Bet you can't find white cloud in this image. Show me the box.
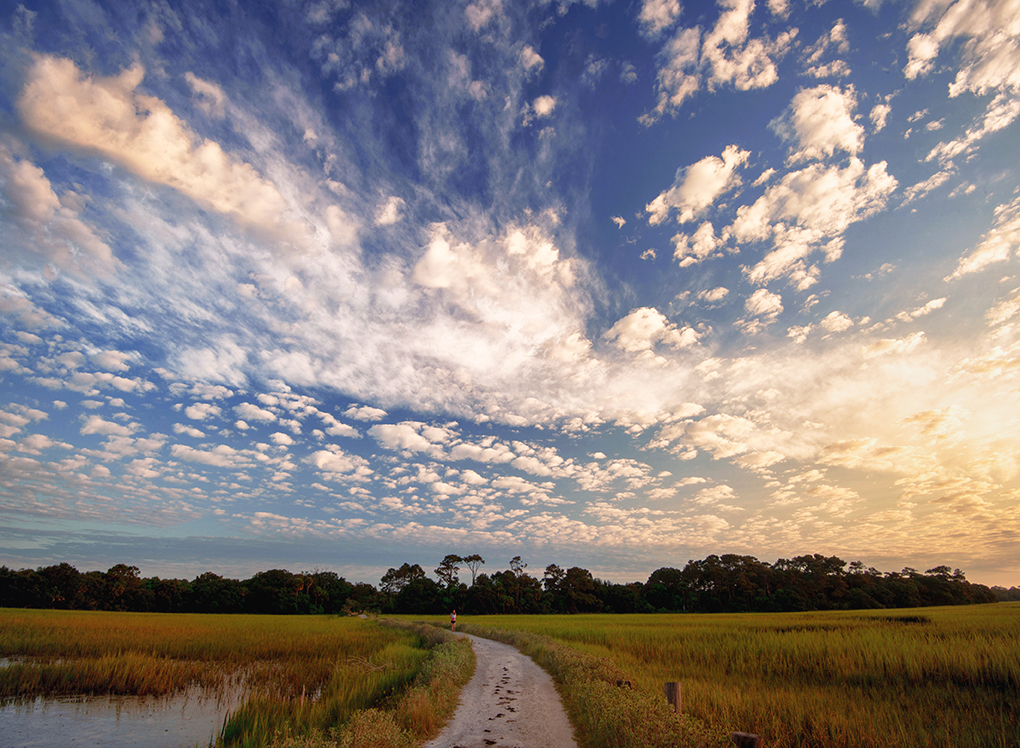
[731,158,897,287]
[374,196,404,226]
[820,311,854,332]
[369,422,439,454]
[770,85,865,163]
[647,145,750,225]
[603,307,699,354]
[184,72,228,119]
[185,403,221,420]
[946,197,1020,280]
[171,443,252,468]
[270,432,295,446]
[18,57,300,241]
[698,287,729,302]
[532,95,557,118]
[672,221,724,266]
[173,423,205,438]
[344,405,387,421]
[520,45,544,73]
[80,415,135,436]
[862,332,927,358]
[638,0,682,37]
[744,288,783,320]
[0,145,116,273]
[235,402,277,422]
[870,103,891,132]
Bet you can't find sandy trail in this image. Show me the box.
[424,633,579,748]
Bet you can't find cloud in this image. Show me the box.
[638,0,682,37]
[18,56,300,241]
[235,402,277,422]
[731,158,897,288]
[374,196,404,226]
[184,72,228,119]
[171,443,252,468]
[769,85,865,162]
[642,0,796,124]
[672,222,725,266]
[532,95,557,118]
[603,307,699,355]
[819,311,854,332]
[369,422,443,455]
[905,0,1020,94]
[744,288,783,320]
[647,145,750,225]
[945,197,1020,280]
[345,405,387,421]
[185,403,221,420]
[80,415,136,436]
[862,332,926,358]
[520,45,544,73]
[0,145,116,273]
[870,103,891,132]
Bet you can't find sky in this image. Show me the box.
[0,0,1019,588]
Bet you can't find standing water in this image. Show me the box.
[0,685,245,748]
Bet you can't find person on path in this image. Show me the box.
[450,609,457,631]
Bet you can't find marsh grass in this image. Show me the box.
[266,620,475,748]
[454,603,1020,748]
[0,610,474,748]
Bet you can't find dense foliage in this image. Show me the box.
[0,553,999,615]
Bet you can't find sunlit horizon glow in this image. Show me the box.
[1,0,1018,588]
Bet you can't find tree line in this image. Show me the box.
[0,553,1002,616]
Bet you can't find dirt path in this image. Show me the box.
[424,633,579,748]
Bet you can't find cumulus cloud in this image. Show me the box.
[603,307,699,355]
[672,222,725,266]
[80,415,136,436]
[647,145,750,225]
[744,288,783,320]
[731,158,897,288]
[638,0,682,37]
[770,85,865,162]
[185,403,221,420]
[374,196,405,226]
[0,145,116,273]
[18,56,300,241]
[643,0,795,123]
[235,402,277,422]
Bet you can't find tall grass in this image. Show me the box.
[454,603,1020,748]
[0,610,475,748]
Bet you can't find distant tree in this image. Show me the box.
[435,555,463,588]
[462,554,485,586]
[560,567,600,613]
[543,563,565,593]
[380,563,426,597]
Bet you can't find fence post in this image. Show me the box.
[730,732,762,748]
[663,681,680,713]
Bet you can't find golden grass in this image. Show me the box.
[0,609,474,748]
[449,603,1020,748]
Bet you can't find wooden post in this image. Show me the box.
[663,681,680,713]
[730,732,762,748]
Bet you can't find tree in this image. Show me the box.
[543,563,565,593]
[435,555,463,588]
[380,563,426,597]
[462,554,485,586]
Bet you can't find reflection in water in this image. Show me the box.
[0,686,246,748]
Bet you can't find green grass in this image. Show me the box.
[0,610,474,747]
[448,603,1020,748]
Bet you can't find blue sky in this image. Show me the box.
[1,0,1018,587]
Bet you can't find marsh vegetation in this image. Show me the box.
[0,610,472,747]
[454,604,1020,748]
